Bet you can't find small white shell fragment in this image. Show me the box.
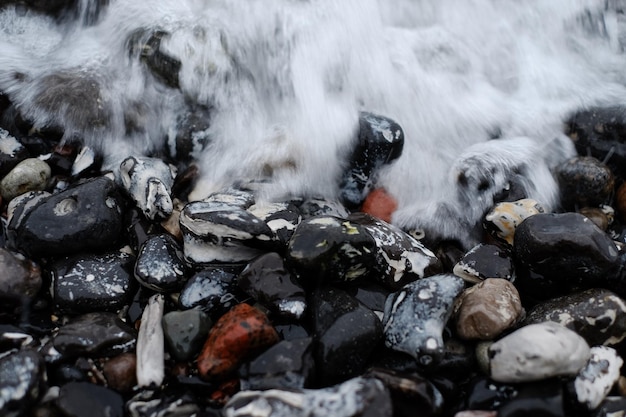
[136,293,165,387]
[489,322,590,383]
[575,346,623,410]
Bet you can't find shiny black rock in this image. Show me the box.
[51,250,136,314]
[134,233,187,292]
[237,252,307,320]
[453,243,515,284]
[0,350,46,417]
[556,156,615,210]
[57,382,124,417]
[311,286,383,385]
[7,176,125,258]
[339,112,404,209]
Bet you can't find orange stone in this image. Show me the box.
[361,187,398,223]
[197,303,279,381]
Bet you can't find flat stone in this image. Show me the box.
[162,309,212,362]
[453,244,514,284]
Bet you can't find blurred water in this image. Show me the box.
[1,0,626,240]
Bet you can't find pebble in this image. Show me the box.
[162,309,212,362]
[6,176,124,258]
[361,187,398,223]
[574,346,623,410]
[298,197,349,218]
[339,112,404,209]
[312,286,383,385]
[102,353,137,393]
[247,201,301,246]
[488,322,591,383]
[52,312,136,359]
[0,157,51,202]
[136,294,165,387]
[495,379,567,417]
[382,274,465,365]
[522,287,626,346]
[0,350,45,417]
[452,244,514,284]
[119,156,175,220]
[197,303,279,381]
[56,382,124,417]
[0,247,42,302]
[513,212,622,300]
[464,376,518,411]
[224,376,392,417]
[50,250,136,314]
[483,198,544,245]
[239,337,314,390]
[134,233,187,292]
[557,156,615,210]
[237,252,307,320]
[454,278,523,340]
[579,206,612,230]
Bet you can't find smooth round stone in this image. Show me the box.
[237,252,307,320]
[488,322,591,383]
[574,346,623,410]
[339,112,404,209]
[0,157,51,201]
[0,247,41,302]
[557,156,615,210]
[454,278,523,340]
[197,303,279,381]
[56,382,124,417]
[102,353,137,393]
[239,337,315,390]
[53,312,137,358]
[382,274,465,365]
[224,377,392,417]
[522,288,626,346]
[7,176,125,258]
[483,198,544,245]
[178,266,246,320]
[162,309,212,362]
[134,233,187,292]
[0,350,45,417]
[453,244,514,284]
[513,212,621,299]
[50,250,136,314]
[0,128,29,178]
[312,286,383,385]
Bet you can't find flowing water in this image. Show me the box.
[1,0,626,243]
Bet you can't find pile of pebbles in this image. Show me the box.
[4,100,626,417]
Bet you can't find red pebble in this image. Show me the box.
[197,303,279,381]
[361,187,398,223]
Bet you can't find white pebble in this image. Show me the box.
[575,346,623,410]
[136,294,165,387]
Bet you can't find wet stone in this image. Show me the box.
[119,156,175,220]
[180,200,275,264]
[286,215,377,285]
[0,350,46,417]
[513,212,622,300]
[339,112,404,209]
[350,213,442,290]
[453,244,514,284]
[237,252,306,320]
[488,322,590,383]
[0,247,42,302]
[496,379,567,417]
[464,376,518,411]
[247,201,301,246]
[178,266,246,320]
[0,157,51,202]
[162,309,212,362]
[136,294,165,387]
[312,286,383,385]
[126,390,203,417]
[383,274,465,365]
[361,187,398,224]
[483,198,544,246]
[522,288,626,346]
[0,128,29,178]
[0,325,36,350]
[169,105,212,162]
[574,346,623,410]
[454,278,523,341]
[53,312,136,358]
[579,206,612,231]
[50,250,136,314]
[134,233,187,292]
[124,207,163,253]
[7,176,124,259]
[593,397,626,417]
[197,303,279,381]
[239,337,315,390]
[347,282,390,320]
[297,197,350,219]
[557,156,615,210]
[129,29,182,89]
[102,353,137,393]
[56,382,124,417]
[203,187,256,209]
[224,376,392,417]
